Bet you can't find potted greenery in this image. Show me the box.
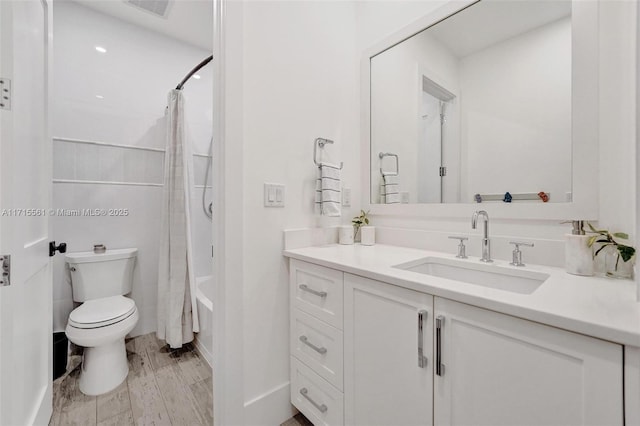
[352,210,370,241]
[587,223,636,279]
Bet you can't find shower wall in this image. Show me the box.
[51,1,213,336]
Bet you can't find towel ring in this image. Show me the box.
[314,138,343,169]
[379,152,399,176]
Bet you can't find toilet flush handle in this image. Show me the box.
[69,266,76,272]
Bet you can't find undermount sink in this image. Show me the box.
[392,257,549,295]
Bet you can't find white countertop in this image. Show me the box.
[284,244,640,347]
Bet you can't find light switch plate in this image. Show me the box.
[264,183,285,207]
[342,187,351,207]
[400,191,410,203]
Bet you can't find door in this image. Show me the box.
[418,90,443,204]
[434,297,623,426]
[344,273,433,426]
[0,0,53,425]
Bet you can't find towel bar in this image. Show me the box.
[379,152,399,176]
[474,192,550,203]
[314,138,343,169]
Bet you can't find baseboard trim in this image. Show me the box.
[244,381,296,426]
[193,336,213,369]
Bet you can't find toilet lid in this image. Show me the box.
[69,296,136,329]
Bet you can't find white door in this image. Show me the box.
[418,90,443,204]
[0,0,53,425]
[434,297,623,426]
[344,273,433,426]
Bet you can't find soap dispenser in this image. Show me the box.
[564,220,594,276]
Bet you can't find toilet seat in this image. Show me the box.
[69,295,136,329]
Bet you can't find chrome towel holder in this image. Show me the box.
[314,138,343,169]
[379,152,399,176]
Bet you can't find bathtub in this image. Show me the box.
[195,275,213,367]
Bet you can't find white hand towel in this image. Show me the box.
[315,162,341,217]
[382,174,400,204]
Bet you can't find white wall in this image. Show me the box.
[226,1,360,423]
[599,0,637,241]
[460,17,571,202]
[51,1,213,336]
[637,0,640,301]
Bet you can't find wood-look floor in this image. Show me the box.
[280,413,313,426]
[50,333,213,426]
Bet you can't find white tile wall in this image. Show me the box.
[53,139,166,185]
[52,140,76,180]
[74,143,100,182]
[193,155,213,188]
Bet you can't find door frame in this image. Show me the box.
[212,0,245,424]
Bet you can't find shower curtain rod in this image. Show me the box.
[175,55,213,90]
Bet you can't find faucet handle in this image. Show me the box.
[509,241,534,266]
[448,236,468,259]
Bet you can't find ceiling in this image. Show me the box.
[428,0,571,58]
[76,0,213,51]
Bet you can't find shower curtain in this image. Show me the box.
[157,89,200,348]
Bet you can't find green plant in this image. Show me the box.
[352,210,370,240]
[586,222,636,270]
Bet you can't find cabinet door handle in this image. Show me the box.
[436,315,445,376]
[417,310,428,368]
[300,387,328,413]
[299,335,327,354]
[299,284,327,298]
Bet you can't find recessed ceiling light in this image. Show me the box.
[193,74,201,80]
[95,46,107,53]
[95,95,104,99]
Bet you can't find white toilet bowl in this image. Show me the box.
[65,295,139,395]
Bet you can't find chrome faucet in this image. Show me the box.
[471,210,492,263]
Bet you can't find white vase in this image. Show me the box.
[360,226,375,246]
[338,225,354,245]
[603,245,634,279]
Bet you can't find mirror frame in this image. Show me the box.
[361,0,599,220]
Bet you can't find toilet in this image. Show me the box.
[65,248,139,396]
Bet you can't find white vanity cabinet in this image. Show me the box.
[343,273,433,426]
[433,297,623,426]
[290,260,345,426]
[289,259,625,426]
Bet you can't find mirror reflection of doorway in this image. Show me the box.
[418,76,455,203]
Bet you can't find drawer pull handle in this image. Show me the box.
[417,310,428,368]
[299,335,327,354]
[299,284,327,298]
[436,315,445,376]
[300,387,328,413]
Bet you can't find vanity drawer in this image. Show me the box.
[291,259,343,329]
[291,308,344,391]
[291,356,344,426]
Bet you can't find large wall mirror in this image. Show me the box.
[364,0,598,219]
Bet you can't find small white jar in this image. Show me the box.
[360,226,375,246]
[339,225,354,245]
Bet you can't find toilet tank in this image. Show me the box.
[66,248,138,302]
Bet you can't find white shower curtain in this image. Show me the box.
[157,89,200,349]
